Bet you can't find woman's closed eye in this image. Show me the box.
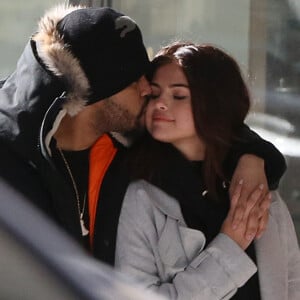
[173,95,187,100]
[148,94,188,100]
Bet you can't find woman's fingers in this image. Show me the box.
[230,181,264,230]
[223,185,272,250]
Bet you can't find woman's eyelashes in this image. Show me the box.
[149,84,189,101]
[173,95,187,100]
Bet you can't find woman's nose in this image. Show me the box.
[155,99,168,111]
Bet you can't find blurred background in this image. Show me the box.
[1,0,299,240]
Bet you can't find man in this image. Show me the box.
[0,5,286,265]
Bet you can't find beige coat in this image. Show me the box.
[115,180,300,300]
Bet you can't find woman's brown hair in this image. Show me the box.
[130,42,250,199]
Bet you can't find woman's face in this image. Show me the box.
[146,62,205,160]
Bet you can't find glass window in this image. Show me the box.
[0,0,61,77]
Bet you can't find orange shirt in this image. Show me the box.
[88,134,117,248]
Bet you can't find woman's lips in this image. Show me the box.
[152,114,174,122]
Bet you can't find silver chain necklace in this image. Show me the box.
[58,147,89,236]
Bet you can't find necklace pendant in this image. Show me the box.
[80,213,89,236]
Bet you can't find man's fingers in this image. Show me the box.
[230,179,243,206]
[245,192,271,240]
[244,184,264,216]
[244,205,260,240]
[262,192,272,210]
[229,179,244,229]
[256,192,272,238]
[256,211,269,239]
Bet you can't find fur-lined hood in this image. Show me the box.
[33,5,90,116]
[0,5,131,163]
[0,6,90,162]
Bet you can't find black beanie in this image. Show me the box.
[56,7,150,103]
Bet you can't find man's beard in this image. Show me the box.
[92,98,146,135]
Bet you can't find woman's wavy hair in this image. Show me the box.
[131,42,251,198]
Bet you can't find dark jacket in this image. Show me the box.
[0,40,83,240]
[0,5,136,254]
[0,6,93,243]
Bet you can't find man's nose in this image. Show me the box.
[138,76,152,96]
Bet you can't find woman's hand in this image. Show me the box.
[229,154,270,239]
[221,185,271,250]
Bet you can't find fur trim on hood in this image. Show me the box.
[33,5,89,116]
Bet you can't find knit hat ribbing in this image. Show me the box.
[57,7,150,103]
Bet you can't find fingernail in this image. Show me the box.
[232,224,238,230]
[268,193,272,200]
[259,184,264,190]
[239,179,244,185]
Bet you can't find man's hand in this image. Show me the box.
[229,154,271,239]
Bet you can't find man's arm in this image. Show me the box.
[224,124,286,238]
[224,123,286,190]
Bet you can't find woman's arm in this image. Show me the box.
[273,192,300,299]
[115,182,258,300]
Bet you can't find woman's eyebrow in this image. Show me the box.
[150,82,189,88]
[170,83,189,88]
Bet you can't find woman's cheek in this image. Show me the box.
[144,108,152,131]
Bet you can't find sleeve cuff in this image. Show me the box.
[190,233,257,288]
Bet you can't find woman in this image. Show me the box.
[115,42,300,299]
